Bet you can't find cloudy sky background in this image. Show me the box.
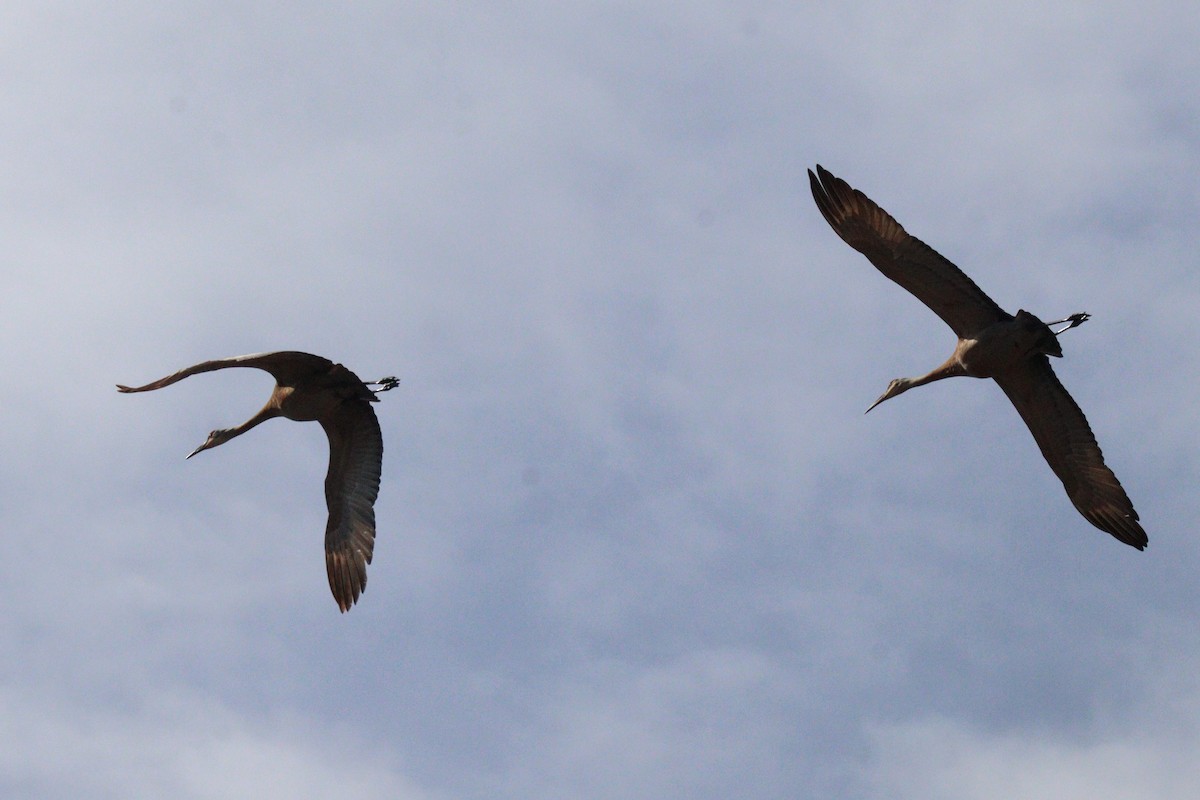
[1,3,1197,798]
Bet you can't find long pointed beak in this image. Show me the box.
[186,443,207,459]
[865,380,906,414]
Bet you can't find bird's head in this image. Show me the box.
[187,428,236,459]
[865,378,913,414]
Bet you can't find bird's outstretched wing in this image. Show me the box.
[809,165,1010,338]
[320,399,384,612]
[117,351,337,393]
[994,356,1146,549]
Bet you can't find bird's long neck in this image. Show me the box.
[868,356,967,413]
[231,406,282,438]
[189,406,282,459]
[214,406,282,449]
[905,356,967,391]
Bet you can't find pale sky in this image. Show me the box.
[1,3,1198,799]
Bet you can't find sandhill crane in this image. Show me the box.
[809,165,1146,549]
[118,351,399,611]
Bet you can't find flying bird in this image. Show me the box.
[118,351,399,611]
[808,165,1146,549]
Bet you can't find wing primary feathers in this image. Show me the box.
[809,165,1010,338]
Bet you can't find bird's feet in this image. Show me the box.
[1050,312,1090,335]
[370,377,400,392]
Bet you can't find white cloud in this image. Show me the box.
[0,688,433,800]
[866,702,1200,800]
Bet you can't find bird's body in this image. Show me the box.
[809,165,1146,549]
[118,351,398,611]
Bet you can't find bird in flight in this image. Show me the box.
[809,165,1146,549]
[119,351,399,611]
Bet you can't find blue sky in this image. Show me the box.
[1,3,1197,798]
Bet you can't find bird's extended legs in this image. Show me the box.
[1049,312,1090,335]
[369,377,400,392]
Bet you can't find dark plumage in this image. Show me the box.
[119,351,398,610]
[810,165,1145,549]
